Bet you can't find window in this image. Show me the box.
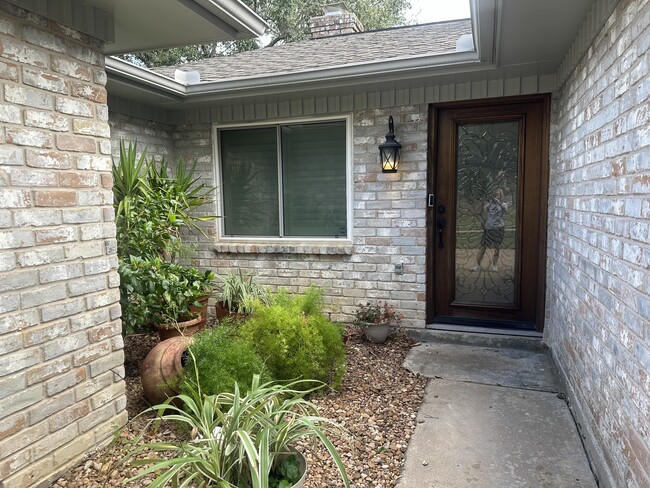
[217,119,349,239]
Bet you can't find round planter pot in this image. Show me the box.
[274,450,307,488]
[215,301,247,322]
[156,316,203,341]
[189,296,210,329]
[363,322,391,344]
[214,301,232,320]
[140,336,194,405]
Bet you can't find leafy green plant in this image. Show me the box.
[126,374,350,487]
[144,154,217,239]
[112,141,219,335]
[119,256,214,334]
[180,326,271,397]
[240,288,346,390]
[217,269,270,314]
[269,455,301,488]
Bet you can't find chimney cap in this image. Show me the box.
[321,2,352,16]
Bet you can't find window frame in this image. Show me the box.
[212,114,354,244]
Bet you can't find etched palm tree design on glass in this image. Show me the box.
[454,121,519,306]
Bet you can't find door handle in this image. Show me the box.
[436,217,446,249]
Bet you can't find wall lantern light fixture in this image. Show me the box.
[379,116,402,173]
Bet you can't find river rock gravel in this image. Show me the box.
[51,328,427,487]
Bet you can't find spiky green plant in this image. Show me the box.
[125,373,351,487]
[216,269,270,314]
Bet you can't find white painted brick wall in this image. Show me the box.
[0,4,126,487]
[109,112,174,163]
[546,0,650,486]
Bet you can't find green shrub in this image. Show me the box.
[180,326,270,397]
[119,256,214,334]
[240,288,346,390]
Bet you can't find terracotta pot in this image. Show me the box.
[189,295,210,329]
[214,300,232,320]
[341,326,350,344]
[363,321,391,344]
[214,301,247,322]
[156,316,203,341]
[140,336,194,405]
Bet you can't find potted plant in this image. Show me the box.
[119,256,214,339]
[215,269,270,319]
[353,301,403,344]
[125,374,351,488]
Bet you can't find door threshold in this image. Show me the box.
[427,323,543,338]
[411,325,545,351]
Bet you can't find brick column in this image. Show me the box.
[0,4,126,487]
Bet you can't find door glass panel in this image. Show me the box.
[454,121,519,306]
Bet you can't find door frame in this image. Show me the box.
[426,94,551,331]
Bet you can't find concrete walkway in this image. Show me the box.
[397,334,597,488]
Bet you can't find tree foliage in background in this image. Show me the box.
[122,0,411,67]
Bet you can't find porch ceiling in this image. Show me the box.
[7,0,267,55]
[493,0,596,76]
[94,0,267,55]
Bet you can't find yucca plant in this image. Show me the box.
[145,155,217,238]
[112,140,217,260]
[112,141,150,221]
[125,373,351,487]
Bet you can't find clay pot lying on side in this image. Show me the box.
[140,336,194,405]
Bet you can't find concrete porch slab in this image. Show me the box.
[399,341,596,488]
[396,379,597,488]
[404,342,560,391]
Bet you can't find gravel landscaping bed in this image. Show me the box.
[52,328,427,487]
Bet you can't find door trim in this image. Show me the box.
[426,94,551,331]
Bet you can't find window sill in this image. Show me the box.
[212,241,353,255]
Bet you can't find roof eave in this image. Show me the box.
[106,57,186,99]
[106,50,485,103]
[187,0,268,39]
[185,51,483,100]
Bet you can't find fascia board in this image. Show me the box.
[106,51,492,103]
[197,0,268,37]
[105,57,186,98]
[471,0,497,63]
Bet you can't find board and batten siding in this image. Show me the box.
[108,73,558,127]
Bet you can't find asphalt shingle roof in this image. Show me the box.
[152,19,472,82]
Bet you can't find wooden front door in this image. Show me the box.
[427,96,550,331]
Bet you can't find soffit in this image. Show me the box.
[495,0,596,73]
[7,0,266,54]
[94,0,266,54]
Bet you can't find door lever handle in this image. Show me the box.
[436,217,446,249]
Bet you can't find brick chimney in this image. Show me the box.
[308,3,364,39]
